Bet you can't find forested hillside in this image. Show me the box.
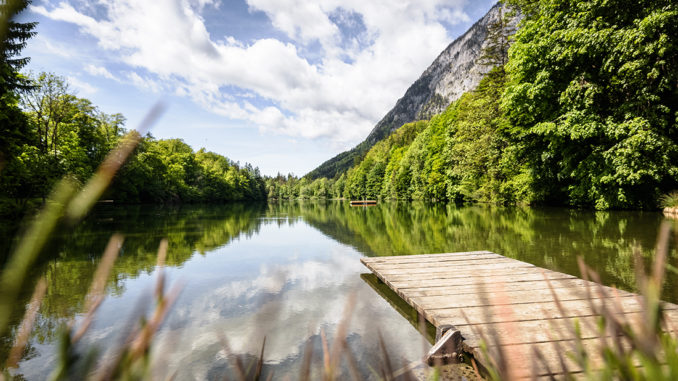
[306,3,516,180]
[0,32,266,212]
[274,0,678,210]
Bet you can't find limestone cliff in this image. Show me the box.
[307,2,518,179]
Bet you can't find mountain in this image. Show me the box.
[306,2,517,179]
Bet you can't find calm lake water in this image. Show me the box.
[1,201,677,379]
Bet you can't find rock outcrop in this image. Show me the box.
[307,2,519,179]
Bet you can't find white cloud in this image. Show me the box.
[189,0,220,12]
[150,246,428,376]
[125,71,163,93]
[67,75,98,95]
[84,64,115,80]
[33,35,76,58]
[31,0,470,147]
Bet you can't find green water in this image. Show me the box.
[1,201,676,379]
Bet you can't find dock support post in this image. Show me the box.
[426,325,463,366]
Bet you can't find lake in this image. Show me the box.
[1,201,676,379]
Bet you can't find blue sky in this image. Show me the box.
[22,0,496,176]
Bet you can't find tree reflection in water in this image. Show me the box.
[1,201,675,379]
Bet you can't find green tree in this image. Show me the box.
[504,0,678,209]
[21,73,73,158]
[333,173,346,199]
[0,0,35,96]
[477,3,516,80]
[0,0,35,181]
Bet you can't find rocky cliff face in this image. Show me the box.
[307,2,518,179]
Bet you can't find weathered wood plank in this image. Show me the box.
[374,260,535,276]
[403,286,633,315]
[403,278,602,297]
[374,268,563,283]
[361,251,494,263]
[367,256,516,271]
[460,309,678,348]
[428,295,677,327]
[360,251,678,378]
[387,272,576,289]
[412,286,635,310]
[363,253,505,267]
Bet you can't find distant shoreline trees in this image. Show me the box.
[0,71,268,210]
[0,2,267,212]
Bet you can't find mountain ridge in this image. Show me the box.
[306,2,513,179]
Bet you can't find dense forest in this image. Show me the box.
[2,0,677,211]
[275,0,678,210]
[0,5,266,212]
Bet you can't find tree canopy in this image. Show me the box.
[1,72,267,210]
[503,0,678,209]
[282,0,678,210]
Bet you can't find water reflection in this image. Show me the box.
[278,202,676,297]
[0,201,676,379]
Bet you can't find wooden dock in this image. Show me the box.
[361,251,678,379]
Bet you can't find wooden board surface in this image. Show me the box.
[361,251,678,379]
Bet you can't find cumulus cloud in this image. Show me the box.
[151,246,427,377]
[125,71,163,93]
[31,0,470,147]
[84,64,115,80]
[67,75,98,94]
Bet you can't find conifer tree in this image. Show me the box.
[477,3,516,81]
[0,0,36,96]
[0,0,35,184]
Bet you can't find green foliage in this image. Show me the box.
[110,137,266,203]
[660,191,678,208]
[444,69,532,204]
[303,0,678,210]
[332,69,529,205]
[503,0,678,209]
[265,173,337,200]
[0,0,35,194]
[0,0,35,96]
[0,72,266,208]
[343,120,427,200]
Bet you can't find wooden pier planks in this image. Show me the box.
[361,251,678,378]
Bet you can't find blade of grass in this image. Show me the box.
[298,337,314,381]
[155,239,168,301]
[377,330,394,381]
[65,103,166,222]
[218,334,247,381]
[321,329,330,378]
[72,234,124,343]
[253,336,266,381]
[0,178,77,337]
[6,277,47,368]
[329,292,356,375]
